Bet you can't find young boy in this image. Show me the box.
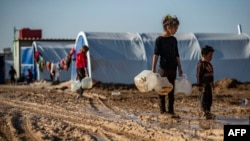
[196,45,215,119]
[76,45,89,99]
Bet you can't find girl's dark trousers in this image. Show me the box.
[158,68,176,114]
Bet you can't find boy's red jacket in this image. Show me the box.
[76,52,87,69]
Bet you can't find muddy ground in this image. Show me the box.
[0,78,249,141]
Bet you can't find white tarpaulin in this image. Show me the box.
[74,32,250,84]
[195,33,250,83]
[86,32,147,83]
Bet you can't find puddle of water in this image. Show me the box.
[123,114,139,121]
[184,116,250,130]
[216,116,250,125]
[189,124,199,129]
[241,103,250,108]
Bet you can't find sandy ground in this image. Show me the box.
[0,78,249,141]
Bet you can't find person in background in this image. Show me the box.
[9,66,17,85]
[0,58,4,84]
[196,45,215,119]
[76,45,89,99]
[27,69,33,84]
[151,14,183,118]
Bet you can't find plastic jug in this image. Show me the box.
[71,80,81,92]
[81,77,93,89]
[154,73,173,95]
[174,74,192,96]
[134,70,157,92]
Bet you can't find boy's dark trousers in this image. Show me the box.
[200,84,212,112]
[77,68,86,95]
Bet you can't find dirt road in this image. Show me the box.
[0,79,249,141]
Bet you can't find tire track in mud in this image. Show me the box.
[74,92,190,140]
[84,93,188,140]
[0,110,39,141]
[85,94,132,121]
[86,93,160,133]
[77,95,156,140]
[0,116,13,141]
[0,97,128,140]
[91,93,175,129]
[0,116,15,141]
[0,96,171,140]
[71,96,174,140]
[23,115,44,141]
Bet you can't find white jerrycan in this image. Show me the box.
[174,74,192,96]
[81,77,93,89]
[134,70,157,92]
[71,80,81,92]
[154,73,173,95]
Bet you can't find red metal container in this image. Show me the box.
[19,28,42,39]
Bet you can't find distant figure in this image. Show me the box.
[9,66,17,85]
[27,69,33,83]
[196,45,215,119]
[0,58,4,84]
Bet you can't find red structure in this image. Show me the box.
[19,28,42,39]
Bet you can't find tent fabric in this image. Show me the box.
[194,33,250,83]
[33,41,75,81]
[72,32,148,84]
[86,32,146,84]
[74,32,250,84]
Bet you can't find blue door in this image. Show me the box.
[21,47,35,81]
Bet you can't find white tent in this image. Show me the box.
[194,33,250,83]
[33,41,75,81]
[73,32,250,84]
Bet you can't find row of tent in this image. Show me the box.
[18,32,250,84]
